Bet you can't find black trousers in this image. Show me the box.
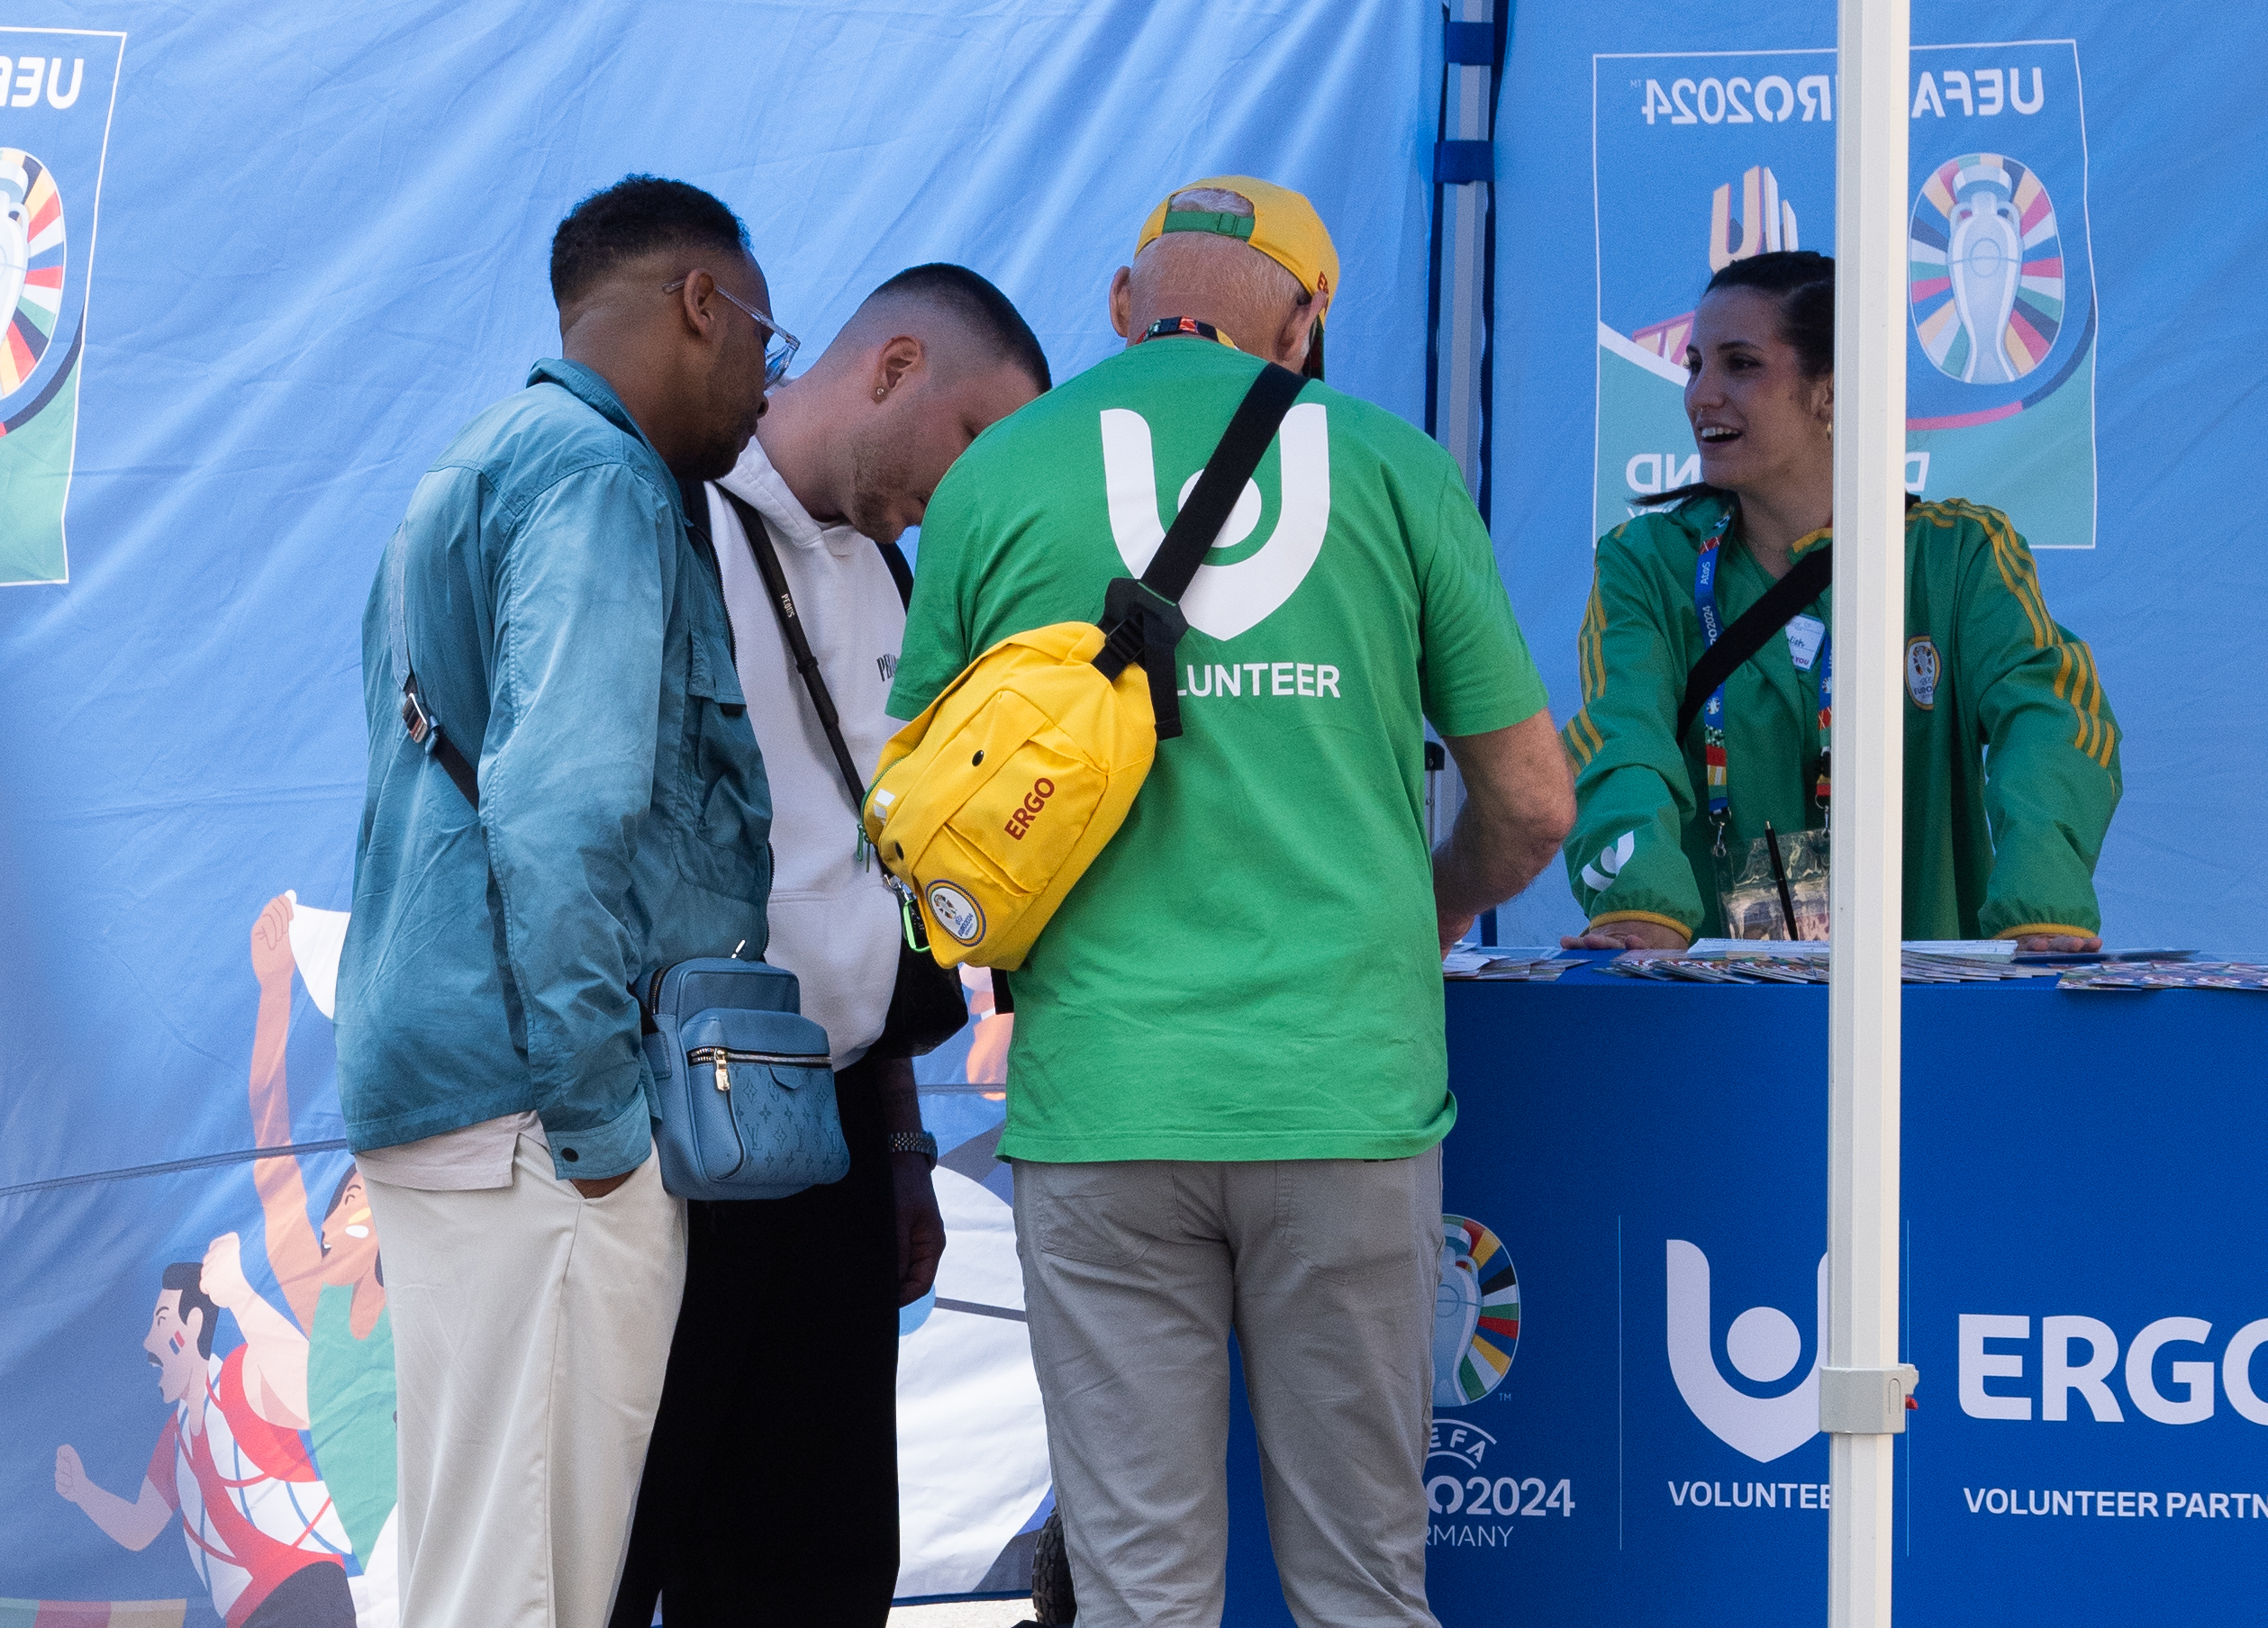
[611,1053,903,1627]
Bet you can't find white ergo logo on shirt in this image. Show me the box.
[1100,402,1331,641]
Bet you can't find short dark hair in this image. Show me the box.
[866,263,1051,393]
[550,176,752,310]
[1633,249,1837,512]
[160,1262,220,1359]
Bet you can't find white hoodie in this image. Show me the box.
[707,439,906,1068]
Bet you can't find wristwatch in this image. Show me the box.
[888,1130,939,1168]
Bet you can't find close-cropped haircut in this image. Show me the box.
[549,176,751,310]
[865,263,1051,393]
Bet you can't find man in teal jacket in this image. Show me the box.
[337,176,780,1628]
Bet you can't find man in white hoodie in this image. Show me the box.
[609,264,1048,1628]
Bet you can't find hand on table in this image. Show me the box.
[1560,920,1690,952]
[2014,932,2103,954]
[1438,910,1479,959]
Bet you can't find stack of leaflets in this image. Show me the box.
[2058,962,2268,991]
[1442,946,1582,982]
[1601,954,1819,984]
[1601,945,2062,985]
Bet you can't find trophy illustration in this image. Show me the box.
[1945,163,2024,384]
[1432,1226,1483,1406]
[0,171,28,339]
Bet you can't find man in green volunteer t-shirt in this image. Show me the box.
[891,176,1573,1627]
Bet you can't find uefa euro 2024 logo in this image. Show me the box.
[0,32,124,587]
[1434,1216,1520,1407]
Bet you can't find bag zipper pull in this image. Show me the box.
[712,1051,730,1092]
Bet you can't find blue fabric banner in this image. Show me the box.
[1493,0,2268,948]
[0,3,1438,1618]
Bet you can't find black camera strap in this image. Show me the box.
[712,484,968,1056]
[1675,544,1834,742]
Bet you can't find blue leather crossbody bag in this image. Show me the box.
[387,539,849,1201]
[633,957,849,1200]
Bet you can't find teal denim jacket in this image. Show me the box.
[338,359,772,1181]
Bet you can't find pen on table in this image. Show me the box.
[1763,820,1800,941]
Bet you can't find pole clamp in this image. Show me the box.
[1819,1363,1920,1435]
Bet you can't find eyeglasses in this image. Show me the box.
[665,276,801,385]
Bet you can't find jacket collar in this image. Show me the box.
[525,357,683,525]
[526,357,648,440]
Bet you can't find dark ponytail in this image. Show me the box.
[1631,249,1836,511]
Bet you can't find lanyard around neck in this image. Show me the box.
[1692,512,1832,855]
[1142,316,1238,349]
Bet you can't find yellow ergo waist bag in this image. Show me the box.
[861,362,1308,969]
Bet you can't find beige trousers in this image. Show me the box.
[1014,1152,1443,1628]
[364,1131,685,1628]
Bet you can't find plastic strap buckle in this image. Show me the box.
[1096,578,1191,736]
[1819,1364,1920,1434]
[400,677,434,745]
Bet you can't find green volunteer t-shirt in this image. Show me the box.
[891,339,1547,1162]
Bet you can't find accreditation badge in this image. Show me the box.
[1906,636,1941,709]
[0,29,125,586]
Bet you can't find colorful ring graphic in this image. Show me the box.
[1433,1214,1520,1406]
[0,149,64,402]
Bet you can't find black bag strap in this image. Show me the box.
[716,484,976,1051]
[715,486,869,815]
[875,538,914,609]
[1675,544,1834,741]
[386,536,484,809]
[1093,361,1308,740]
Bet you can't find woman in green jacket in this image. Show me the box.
[1561,250,2119,950]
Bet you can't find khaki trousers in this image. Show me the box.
[364,1131,686,1628]
[1014,1152,1443,1628]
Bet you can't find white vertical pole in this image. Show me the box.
[1827,0,1908,1623]
[1435,0,1492,495]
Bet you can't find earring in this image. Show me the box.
[875,386,887,400]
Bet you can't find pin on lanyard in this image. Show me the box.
[1692,513,1832,855]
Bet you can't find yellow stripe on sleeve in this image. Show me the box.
[1972,503,2051,649]
[1964,502,2117,770]
[1577,574,1607,701]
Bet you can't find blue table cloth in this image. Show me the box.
[1225,960,2268,1623]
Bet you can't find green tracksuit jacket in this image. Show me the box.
[1561,493,2121,943]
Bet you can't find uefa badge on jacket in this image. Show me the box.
[1906,636,1941,710]
[0,31,122,587]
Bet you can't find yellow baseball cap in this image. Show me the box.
[1135,176,1338,375]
